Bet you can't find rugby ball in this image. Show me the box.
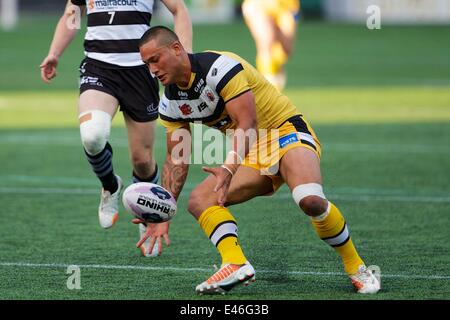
[122,182,177,223]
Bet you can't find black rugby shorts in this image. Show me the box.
[79,57,159,122]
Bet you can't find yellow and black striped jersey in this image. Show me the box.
[158,51,299,133]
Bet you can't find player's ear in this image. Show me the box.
[171,41,183,55]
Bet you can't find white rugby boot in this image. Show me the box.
[138,223,159,257]
[98,175,122,229]
[196,261,255,295]
[349,265,381,294]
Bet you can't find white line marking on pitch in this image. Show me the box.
[1,186,450,203]
[0,261,449,280]
[4,174,448,199]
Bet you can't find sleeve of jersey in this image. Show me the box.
[158,118,188,134]
[71,0,85,6]
[218,70,251,103]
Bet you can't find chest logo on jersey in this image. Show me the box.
[179,104,193,116]
[199,85,218,108]
[194,79,205,93]
[197,102,208,112]
[91,0,138,10]
[205,89,215,102]
[178,91,188,99]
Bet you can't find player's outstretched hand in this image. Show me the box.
[132,219,171,256]
[40,54,59,83]
[202,166,233,207]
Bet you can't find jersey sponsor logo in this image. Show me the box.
[92,0,138,10]
[161,88,221,120]
[194,78,205,93]
[279,133,299,149]
[178,91,188,99]
[179,103,193,116]
[197,102,208,112]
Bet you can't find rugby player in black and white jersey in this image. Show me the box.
[40,0,192,256]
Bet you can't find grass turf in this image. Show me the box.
[0,17,449,300]
[0,118,449,299]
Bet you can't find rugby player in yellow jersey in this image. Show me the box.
[136,26,380,295]
[242,0,300,91]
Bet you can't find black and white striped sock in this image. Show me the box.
[132,163,159,184]
[84,142,118,193]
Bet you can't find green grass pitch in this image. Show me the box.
[0,17,449,300]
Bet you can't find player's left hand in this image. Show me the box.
[132,219,171,256]
[202,166,233,207]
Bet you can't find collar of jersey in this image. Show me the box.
[177,72,196,90]
[174,53,198,90]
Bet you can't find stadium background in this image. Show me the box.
[0,0,449,300]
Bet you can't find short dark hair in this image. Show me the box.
[139,26,180,48]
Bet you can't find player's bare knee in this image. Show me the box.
[79,110,111,155]
[131,157,152,174]
[292,183,328,216]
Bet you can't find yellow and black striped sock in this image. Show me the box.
[311,202,364,275]
[198,206,247,266]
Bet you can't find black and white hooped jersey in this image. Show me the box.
[71,0,155,66]
[159,51,299,134]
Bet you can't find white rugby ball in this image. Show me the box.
[122,182,177,223]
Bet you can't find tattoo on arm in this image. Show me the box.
[162,161,189,200]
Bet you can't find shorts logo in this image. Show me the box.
[147,103,157,114]
[79,62,87,74]
[89,0,95,10]
[179,103,193,116]
[212,116,231,129]
[80,76,103,87]
[279,133,299,149]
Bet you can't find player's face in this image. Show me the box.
[140,40,177,86]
